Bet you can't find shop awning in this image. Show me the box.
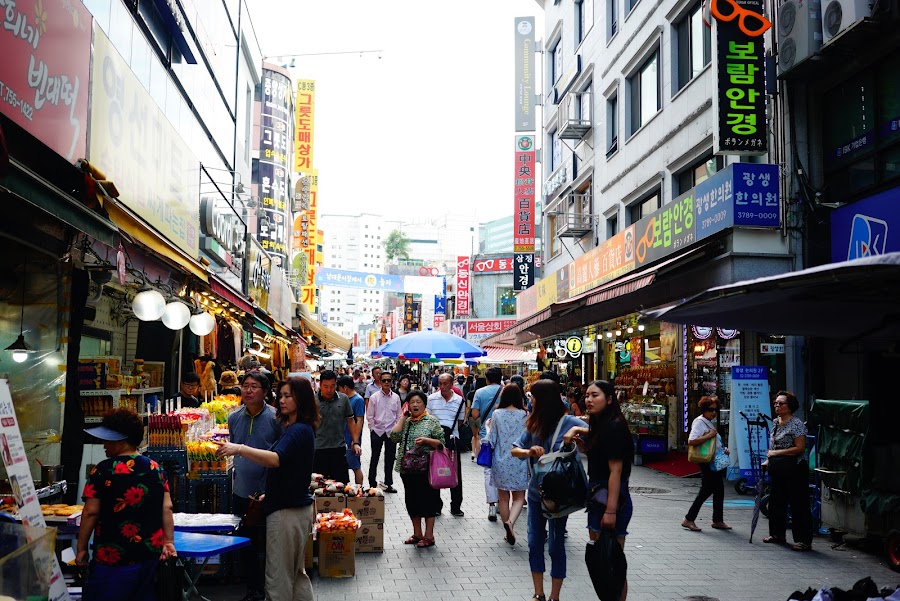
[646,252,900,348]
[210,277,253,313]
[1,159,120,247]
[296,306,352,352]
[478,346,538,364]
[103,196,208,282]
[250,316,276,336]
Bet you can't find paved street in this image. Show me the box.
[201,446,898,601]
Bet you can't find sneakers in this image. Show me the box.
[383,485,398,493]
[488,504,498,522]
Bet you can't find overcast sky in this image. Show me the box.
[246,0,544,226]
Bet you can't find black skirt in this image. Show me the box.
[400,472,441,518]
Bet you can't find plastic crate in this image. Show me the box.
[186,474,232,514]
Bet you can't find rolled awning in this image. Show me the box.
[296,306,352,352]
[478,346,537,364]
[210,277,253,313]
[250,316,275,336]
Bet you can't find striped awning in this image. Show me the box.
[478,346,537,364]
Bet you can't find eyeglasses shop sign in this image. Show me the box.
[246,238,271,309]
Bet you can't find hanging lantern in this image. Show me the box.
[162,301,191,330]
[132,289,166,321]
[189,311,216,336]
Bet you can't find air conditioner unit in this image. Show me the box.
[777,0,822,75]
[821,0,872,43]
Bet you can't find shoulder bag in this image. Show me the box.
[687,417,717,464]
[535,418,589,519]
[400,421,429,474]
[475,387,503,468]
[240,434,282,528]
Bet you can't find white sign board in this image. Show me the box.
[760,342,785,354]
[728,366,770,482]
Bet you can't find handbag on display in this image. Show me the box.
[428,447,459,489]
[400,423,429,474]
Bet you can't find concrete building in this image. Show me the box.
[479,202,544,254]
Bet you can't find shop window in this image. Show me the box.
[628,49,660,135]
[674,2,711,92]
[497,287,517,316]
[629,189,660,224]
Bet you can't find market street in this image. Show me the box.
[201,446,899,601]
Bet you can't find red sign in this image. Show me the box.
[473,256,541,272]
[467,320,516,335]
[0,0,92,162]
[514,136,536,253]
[434,314,445,329]
[456,256,470,316]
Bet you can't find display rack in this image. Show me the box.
[622,399,669,456]
[145,449,189,513]
[186,472,231,514]
[79,387,164,423]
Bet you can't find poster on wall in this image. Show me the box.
[729,366,771,481]
[659,322,678,362]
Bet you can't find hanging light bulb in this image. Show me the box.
[132,288,166,321]
[6,258,34,363]
[615,329,622,337]
[627,326,634,334]
[605,331,613,339]
[638,324,645,331]
[162,301,191,330]
[189,311,216,336]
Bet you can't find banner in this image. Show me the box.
[713,0,768,155]
[729,366,771,480]
[258,68,291,266]
[294,169,319,312]
[0,0,92,163]
[246,237,271,309]
[514,17,536,132]
[570,224,635,295]
[456,256,470,316]
[90,26,199,256]
[316,268,404,292]
[294,79,315,172]
[514,135,536,254]
[831,186,898,262]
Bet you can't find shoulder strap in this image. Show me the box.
[482,386,502,421]
[548,417,567,453]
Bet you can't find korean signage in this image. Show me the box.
[292,169,318,312]
[294,79,315,172]
[515,284,538,319]
[90,26,199,256]
[246,237,271,309]
[514,17,535,132]
[713,0,769,155]
[200,195,246,289]
[830,186,899,262]
[0,0,91,163]
[473,256,541,272]
[258,68,291,265]
[694,163,780,239]
[729,366,771,480]
[535,273,557,311]
[570,224,636,295]
[760,342,785,354]
[403,294,419,332]
[456,256,470,316]
[316,268,404,292]
[514,252,535,290]
[514,135,536,253]
[634,193,695,267]
[448,320,517,344]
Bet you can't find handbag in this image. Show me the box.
[687,418,717,464]
[585,531,628,601]
[474,388,503,467]
[154,557,184,601]
[713,435,730,471]
[241,493,266,528]
[535,419,588,519]
[428,446,459,489]
[400,422,429,474]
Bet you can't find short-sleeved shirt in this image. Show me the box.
[365,381,380,400]
[586,417,634,484]
[265,422,315,515]
[317,391,353,450]
[389,414,446,473]
[345,393,365,446]
[426,391,465,438]
[354,379,367,397]
[82,454,168,566]
[771,416,806,451]
[514,415,585,497]
[228,404,282,498]
[473,384,503,438]
[689,416,724,452]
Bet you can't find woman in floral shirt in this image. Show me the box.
[389,390,444,548]
[77,409,176,600]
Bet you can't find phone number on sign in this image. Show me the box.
[701,210,728,230]
[0,81,35,120]
[737,212,777,221]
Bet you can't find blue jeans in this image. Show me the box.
[83,560,158,601]
[526,493,569,579]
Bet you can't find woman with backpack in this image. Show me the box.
[511,380,584,601]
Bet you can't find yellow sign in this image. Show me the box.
[295,80,316,172]
[535,273,557,311]
[565,336,583,358]
[299,170,319,312]
[89,26,199,257]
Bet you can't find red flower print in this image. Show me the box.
[113,461,132,474]
[113,484,148,512]
[82,483,96,499]
[149,528,164,548]
[120,522,142,543]
[149,460,160,471]
[94,545,122,565]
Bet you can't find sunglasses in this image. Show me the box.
[773,401,788,406]
[710,0,772,37]
[705,407,719,412]
[381,379,392,383]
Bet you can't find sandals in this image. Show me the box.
[791,542,812,552]
[531,595,546,601]
[404,535,422,545]
[503,521,516,545]
[711,522,733,530]
[681,520,702,532]
[763,535,785,544]
[416,537,436,548]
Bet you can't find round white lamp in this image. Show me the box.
[132,289,166,321]
[162,301,191,330]
[189,311,216,336]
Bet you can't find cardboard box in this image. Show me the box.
[304,532,315,571]
[345,495,384,524]
[77,361,108,390]
[354,522,384,553]
[140,361,166,388]
[314,494,347,514]
[317,530,355,578]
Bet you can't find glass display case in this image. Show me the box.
[622,399,669,456]
[0,522,57,599]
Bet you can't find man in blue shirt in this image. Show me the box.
[470,367,503,522]
[338,375,366,485]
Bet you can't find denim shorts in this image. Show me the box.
[587,492,633,538]
[346,447,361,470]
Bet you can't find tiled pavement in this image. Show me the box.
[200,445,898,601]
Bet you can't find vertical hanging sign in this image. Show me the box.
[294,80,316,172]
[258,68,291,265]
[514,17,536,132]
[514,135,536,291]
[456,256,470,316]
[712,0,770,155]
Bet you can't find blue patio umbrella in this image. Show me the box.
[376,330,487,360]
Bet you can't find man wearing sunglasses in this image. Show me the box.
[366,372,401,493]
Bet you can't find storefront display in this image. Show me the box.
[686,327,742,441]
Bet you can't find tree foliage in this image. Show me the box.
[383,229,411,262]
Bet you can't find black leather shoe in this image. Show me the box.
[451,508,465,517]
[383,485,398,493]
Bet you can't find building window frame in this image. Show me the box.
[577,0,594,45]
[673,2,712,93]
[607,0,619,40]
[627,46,661,136]
[628,188,661,224]
[496,285,517,317]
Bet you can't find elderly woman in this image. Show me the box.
[218,376,319,601]
[764,390,813,551]
[390,390,445,548]
[682,396,731,532]
[77,409,176,600]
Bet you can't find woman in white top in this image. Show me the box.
[682,396,731,531]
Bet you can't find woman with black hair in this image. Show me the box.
[563,380,634,601]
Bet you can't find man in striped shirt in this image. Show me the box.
[427,373,466,516]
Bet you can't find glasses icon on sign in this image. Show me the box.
[710,0,772,37]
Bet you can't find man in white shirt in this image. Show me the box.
[427,373,466,516]
[365,371,401,493]
[364,367,382,411]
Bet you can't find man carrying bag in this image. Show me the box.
[427,374,467,516]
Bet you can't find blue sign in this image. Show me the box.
[830,186,900,263]
[729,365,770,481]
[434,295,446,315]
[695,163,780,240]
[315,268,404,292]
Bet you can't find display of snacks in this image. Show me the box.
[200,396,241,424]
[622,401,668,436]
[314,509,362,533]
[311,476,346,496]
[341,483,384,498]
[80,396,114,417]
[187,441,229,473]
[41,504,83,517]
[149,414,186,449]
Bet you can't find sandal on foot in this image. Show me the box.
[763,535,785,544]
[416,537,435,548]
[404,535,422,545]
[531,595,546,601]
[711,522,733,530]
[503,521,516,545]
[791,542,812,552]
[681,519,702,532]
